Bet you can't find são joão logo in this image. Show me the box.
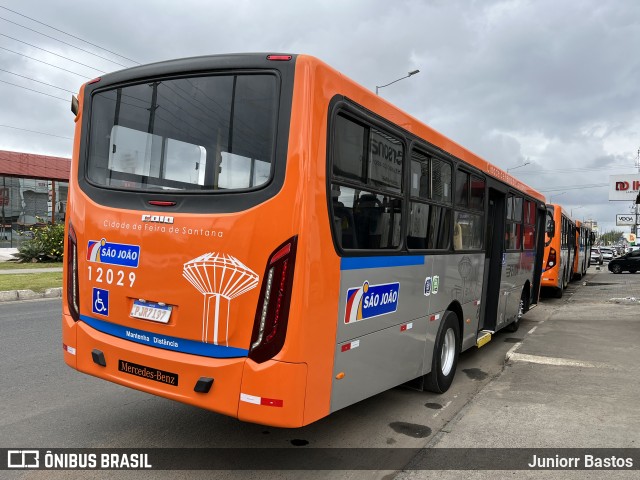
[344,281,400,323]
[87,239,140,268]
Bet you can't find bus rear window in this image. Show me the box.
[86,74,278,192]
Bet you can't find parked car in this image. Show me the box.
[590,248,603,265]
[608,250,640,274]
[600,248,615,262]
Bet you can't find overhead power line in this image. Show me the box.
[537,183,608,193]
[0,33,106,73]
[0,78,68,101]
[0,6,139,64]
[0,15,130,68]
[0,46,91,78]
[0,124,72,140]
[0,68,77,93]
[516,164,633,175]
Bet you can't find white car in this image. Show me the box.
[590,248,603,265]
[600,248,614,262]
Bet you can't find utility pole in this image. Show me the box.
[634,148,640,245]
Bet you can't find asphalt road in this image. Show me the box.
[0,297,538,479]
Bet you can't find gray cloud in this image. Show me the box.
[1,0,639,234]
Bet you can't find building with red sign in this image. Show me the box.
[0,150,71,248]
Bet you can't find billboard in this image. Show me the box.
[616,214,639,226]
[609,174,640,201]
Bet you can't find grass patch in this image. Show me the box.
[0,272,62,293]
[0,262,63,270]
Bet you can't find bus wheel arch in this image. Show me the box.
[445,301,464,342]
[505,284,529,333]
[424,306,461,394]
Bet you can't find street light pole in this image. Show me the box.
[376,70,420,95]
[571,206,584,218]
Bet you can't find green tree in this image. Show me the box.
[600,230,623,246]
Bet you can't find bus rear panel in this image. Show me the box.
[63,55,340,427]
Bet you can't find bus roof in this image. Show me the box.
[297,54,546,203]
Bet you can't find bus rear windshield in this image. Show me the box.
[86,74,278,192]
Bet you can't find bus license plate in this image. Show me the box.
[130,300,172,324]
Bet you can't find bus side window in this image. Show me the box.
[331,184,358,249]
[354,193,383,248]
[453,222,463,250]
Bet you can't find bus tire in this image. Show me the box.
[554,286,563,299]
[424,311,460,394]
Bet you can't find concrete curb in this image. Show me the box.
[0,287,62,302]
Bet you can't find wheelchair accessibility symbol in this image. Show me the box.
[92,287,109,316]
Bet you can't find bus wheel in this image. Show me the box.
[554,286,563,299]
[424,311,460,394]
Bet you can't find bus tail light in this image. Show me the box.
[249,236,298,364]
[66,223,80,321]
[545,247,557,271]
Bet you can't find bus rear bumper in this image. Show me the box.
[69,316,245,418]
[62,314,310,427]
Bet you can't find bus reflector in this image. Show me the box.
[249,236,298,363]
[63,344,76,355]
[66,223,80,322]
[341,339,360,352]
[267,55,292,61]
[148,200,176,206]
[240,393,283,407]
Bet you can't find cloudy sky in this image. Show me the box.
[1,0,639,234]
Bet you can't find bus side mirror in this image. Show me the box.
[590,232,596,243]
[71,95,79,116]
[547,221,555,238]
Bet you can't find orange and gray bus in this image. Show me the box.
[542,204,575,297]
[572,220,593,279]
[63,53,547,427]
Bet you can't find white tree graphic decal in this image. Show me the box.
[183,253,259,345]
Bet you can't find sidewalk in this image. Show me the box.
[397,265,640,477]
[0,248,63,300]
[0,247,18,261]
[0,267,63,274]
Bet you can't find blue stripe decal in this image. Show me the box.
[340,255,425,271]
[80,315,249,358]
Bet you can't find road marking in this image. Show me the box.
[507,352,608,368]
[505,341,523,361]
[527,326,537,334]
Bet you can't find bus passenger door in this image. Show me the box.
[480,188,507,332]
